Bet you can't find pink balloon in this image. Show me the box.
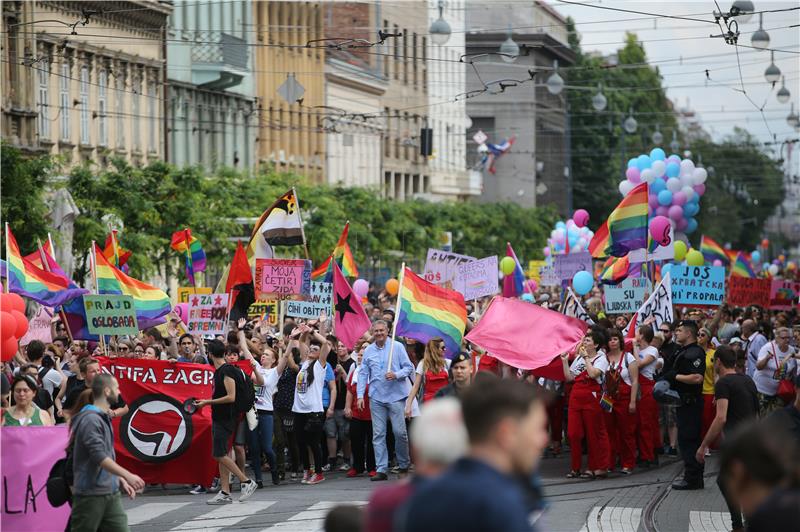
[174,303,188,323]
[693,184,706,196]
[648,194,659,209]
[625,167,641,184]
[526,279,538,293]
[656,206,670,217]
[543,247,551,257]
[353,279,370,298]
[649,215,671,246]
[672,191,687,206]
[713,259,723,267]
[677,217,688,231]
[573,209,590,228]
[668,204,684,221]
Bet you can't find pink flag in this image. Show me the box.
[465,297,587,370]
[332,260,371,350]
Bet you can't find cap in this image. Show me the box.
[729,337,744,345]
[451,352,471,366]
[653,380,682,405]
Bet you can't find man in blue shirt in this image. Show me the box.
[357,320,414,481]
[399,375,550,532]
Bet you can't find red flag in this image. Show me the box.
[465,297,587,371]
[332,261,371,349]
[226,241,254,321]
[624,312,638,353]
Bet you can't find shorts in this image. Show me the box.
[212,422,234,458]
[660,403,677,428]
[324,409,350,440]
[234,417,247,446]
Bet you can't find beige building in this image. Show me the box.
[1,1,171,166]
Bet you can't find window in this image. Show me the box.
[37,60,50,138]
[79,66,90,144]
[403,29,408,84]
[98,70,107,146]
[393,24,400,80]
[132,77,141,150]
[148,80,156,152]
[382,20,389,77]
[59,62,70,141]
[116,75,125,148]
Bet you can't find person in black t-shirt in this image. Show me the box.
[325,340,355,471]
[61,358,128,419]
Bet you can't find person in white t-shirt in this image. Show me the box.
[249,342,288,487]
[753,327,797,415]
[602,328,639,474]
[634,324,660,467]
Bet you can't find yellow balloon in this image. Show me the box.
[674,240,687,262]
[500,256,516,275]
[686,249,704,266]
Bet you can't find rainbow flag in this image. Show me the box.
[312,222,359,281]
[700,236,729,265]
[396,267,467,358]
[23,239,53,270]
[599,255,641,285]
[103,230,132,269]
[588,183,649,258]
[93,244,170,328]
[171,228,207,286]
[502,243,527,298]
[725,249,740,264]
[5,226,87,306]
[731,252,756,278]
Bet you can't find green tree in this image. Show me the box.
[1,143,54,252]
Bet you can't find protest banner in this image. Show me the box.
[186,293,229,334]
[18,306,53,346]
[84,294,138,335]
[604,277,649,314]
[527,260,546,281]
[286,281,333,319]
[670,265,725,306]
[727,276,770,308]
[629,226,675,263]
[562,287,595,325]
[422,249,476,290]
[98,357,252,485]
[539,265,559,287]
[255,258,312,300]
[554,251,593,281]
[176,286,212,304]
[624,273,673,335]
[769,280,800,310]
[248,300,279,325]
[455,256,499,300]
[0,426,71,531]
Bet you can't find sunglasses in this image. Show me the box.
[119,346,130,351]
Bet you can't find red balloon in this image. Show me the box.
[0,293,25,314]
[1,336,18,362]
[11,310,28,339]
[761,239,769,248]
[0,311,15,341]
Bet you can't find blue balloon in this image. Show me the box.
[762,262,770,271]
[521,293,535,302]
[666,162,680,178]
[657,190,673,206]
[751,251,761,263]
[650,179,666,194]
[661,263,672,279]
[650,147,666,161]
[637,154,652,171]
[684,202,698,217]
[627,158,638,168]
[572,270,594,296]
[686,217,698,234]
[556,221,566,230]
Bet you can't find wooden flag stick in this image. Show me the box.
[293,186,311,260]
[90,242,109,358]
[37,238,74,343]
[386,263,406,370]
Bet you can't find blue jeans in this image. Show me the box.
[370,398,410,473]
[249,411,276,482]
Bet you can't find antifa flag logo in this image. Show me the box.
[120,394,193,463]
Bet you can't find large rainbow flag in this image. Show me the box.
[588,182,649,258]
[700,235,729,265]
[171,228,207,286]
[599,255,641,285]
[93,244,170,328]
[396,267,467,358]
[5,227,86,306]
[731,252,756,278]
[312,222,359,281]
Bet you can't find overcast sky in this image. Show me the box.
[547,0,799,170]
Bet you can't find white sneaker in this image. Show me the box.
[239,479,257,502]
[189,485,207,495]
[207,491,232,505]
[338,463,351,471]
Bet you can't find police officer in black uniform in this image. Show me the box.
[659,320,706,490]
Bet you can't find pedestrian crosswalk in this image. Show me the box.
[171,501,276,531]
[688,511,732,532]
[579,506,642,532]
[261,501,367,532]
[128,503,193,526]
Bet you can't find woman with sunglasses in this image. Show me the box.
[2,376,53,426]
[116,339,135,358]
[404,337,450,418]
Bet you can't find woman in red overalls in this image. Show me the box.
[405,337,450,416]
[602,328,640,474]
[561,328,611,479]
[634,324,660,467]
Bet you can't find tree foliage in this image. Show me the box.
[1,143,53,252]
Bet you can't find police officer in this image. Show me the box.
[659,320,705,490]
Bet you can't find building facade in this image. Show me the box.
[166,0,257,170]
[1,1,171,166]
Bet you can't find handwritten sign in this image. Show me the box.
[176,286,212,304]
[247,300,279,325]
[286,282,333,319]
[0,426,70,531]
[539,265,559,287]
[562,287,595,325]
[629,226,675,263]
[769,280,800,310]
[187,293,229,334]
[554,252,593,281]
[727,277,770,308]
[18,306,53,346]
[423,249,476,290]
[670,265,725,306]
[624,273,673,335]
[255,259,312,300]
[604,277,649,314]
[84,295,138,335]
[455,256,499,300]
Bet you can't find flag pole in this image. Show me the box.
[37,238,74,343]
[386,263,406,370]
[4,223,10,293]
[293,186,311,260]
[184,228,197,292]
[90,243,109,358]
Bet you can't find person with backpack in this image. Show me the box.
[194,339,258,505]
[19,340,63,398]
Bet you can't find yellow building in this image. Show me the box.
[1,1,171,166]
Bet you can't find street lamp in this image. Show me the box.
[499,27,520,63]
[592,83,607,111]
[652,124,663,145]
[730,0,755,23]
[546,60,564,95]
[777,76,791,103]
[623,108,637,134]
[788,103,800,128]
[764,51,781,83]
[751,13,770,50]
[429,0,451,46]
[670,130,680,153]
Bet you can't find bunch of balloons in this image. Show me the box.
[619,148,707,238]
[545,209,595,256]
[1,293,28,362]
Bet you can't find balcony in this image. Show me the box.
[192,32,249,90]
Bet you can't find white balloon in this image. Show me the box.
[768,264,779,276]
[681,186,696,202]
[619,180,634,196]
[680,159,695,175]
[675,231,690,246]
[640,169,655,184]
[573,243,584,252]
[666,178,682,193]
[651,160,666,178]
[680,173,694,187]
[692,167,708,185]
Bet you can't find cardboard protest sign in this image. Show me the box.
[624,273,673,336]
[539,265,559,287]
[604,277,649,314]
[84,294,138,335]
[528,260,546,281]
[286,281,333,319]
[455,256,499,300]
[423,249,476,290]
[562,287,595,325]
[248,300,279,325]
[187,293,229,334]
[727,276,770,308]
[670,265,725,306]
[554,252,593,281]
[255,258,312,300]
[0,426,71,531]
[176,286,212,304]
[629,226,675,263]
[18,306,53,346]
[769,280,800,310]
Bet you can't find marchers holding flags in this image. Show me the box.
[332,260,371,350]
